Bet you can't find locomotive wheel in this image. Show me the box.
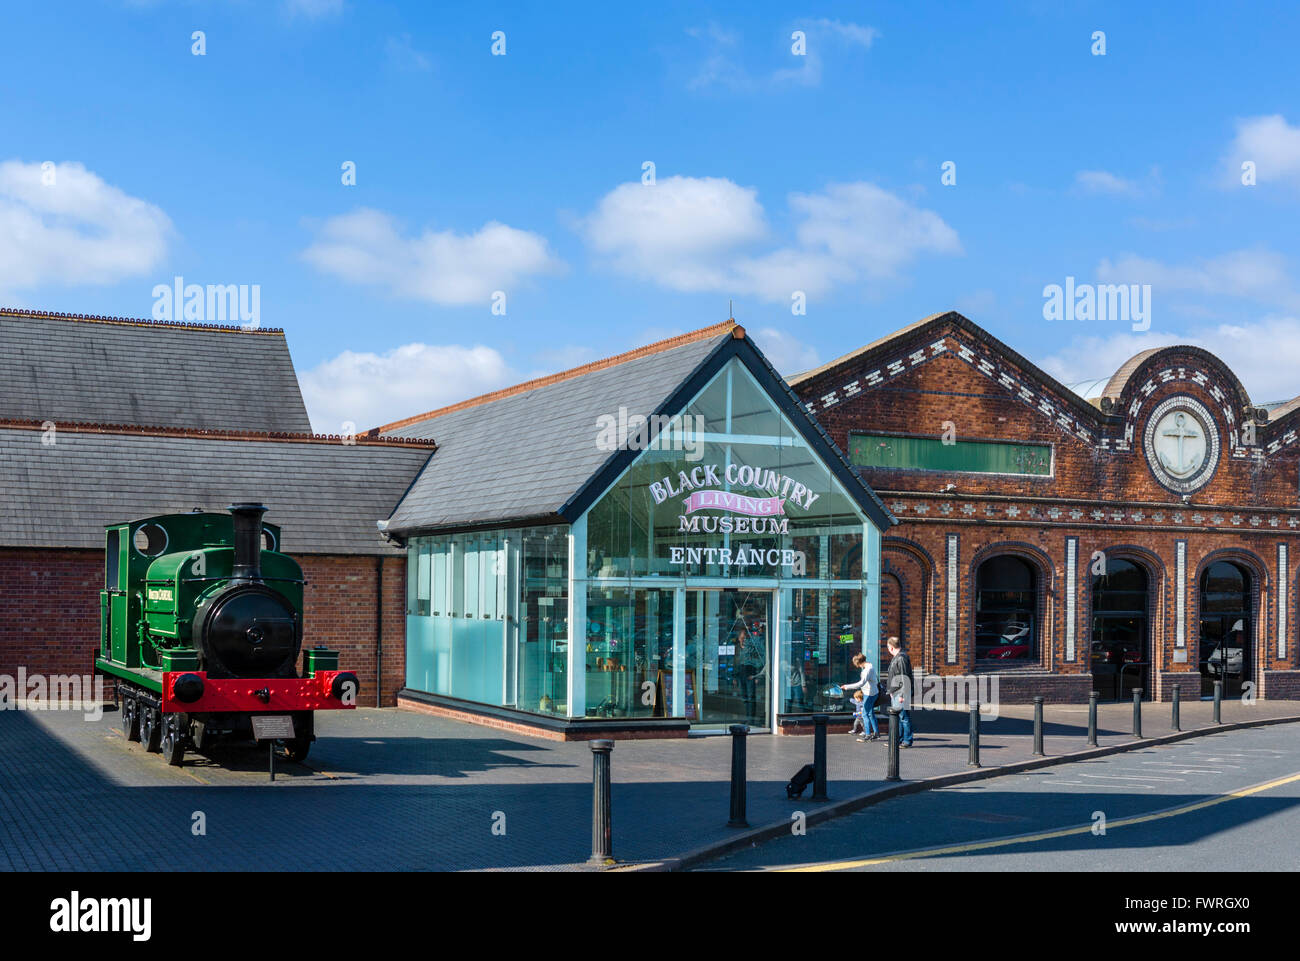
[121,696,141,742]
[160,714,187,767]
[140,706,162,753]
[282,738,311,763]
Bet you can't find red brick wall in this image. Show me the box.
[794,318,1300,700]
[299,554,406,707]
[0,548,404,706]
[0,549,101,680]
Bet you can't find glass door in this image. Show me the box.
[684,588,772,729]
[1199,616,1249,698]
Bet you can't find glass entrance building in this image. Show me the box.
[380,321,895,737]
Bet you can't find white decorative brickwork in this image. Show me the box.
[1176,540,1187,648]
[946,534,958,663]
[1065,537,1077,662]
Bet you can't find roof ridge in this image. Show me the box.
[787,311,956,385]
[0,306,285,335]
[0,417,435,448]
[789,309,1104,423]
[377,319,742,432]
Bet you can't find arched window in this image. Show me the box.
[1091,559,1148,699]
[975,555,1038,662]
[1199,561,1251,697]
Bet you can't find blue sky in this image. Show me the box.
[3,0,1300,431]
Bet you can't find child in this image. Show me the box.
[848,690,866,739]
[841,652,880,741]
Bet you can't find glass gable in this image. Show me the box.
[585,359,870,583]
[403,354,886,727]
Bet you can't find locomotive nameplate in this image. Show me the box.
[251,715,295,740]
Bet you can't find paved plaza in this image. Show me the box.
[1,698,1296,871]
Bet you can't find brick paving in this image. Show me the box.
[1,698,1296,871]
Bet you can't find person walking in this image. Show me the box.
[885,636,914,747]
[735,627,767,725]
[841,652,879,740]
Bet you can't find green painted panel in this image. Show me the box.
[849,433,1051,476]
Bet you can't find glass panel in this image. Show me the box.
[583,586,673,718]
[415,539,431,616]
[519,526,569,716]
[781,587,863,715]
[684,589,771,727]
[1199,616,1250,697]
[432,613,451,693]
[975,556,1037,661]
[405,615,434,692]
[1202,561,1250,613]
[406,540,419,615]
[1199,559,1250,698]
[432,543,447,616]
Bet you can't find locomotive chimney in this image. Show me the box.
[229,503,268,582]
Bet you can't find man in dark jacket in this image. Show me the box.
[885,636,914,747]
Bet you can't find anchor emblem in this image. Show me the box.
[1159,411,1202,477]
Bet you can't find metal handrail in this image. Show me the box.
[1116,660,1148,701]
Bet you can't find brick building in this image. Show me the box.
[0,309,432,706]
[790,311,1300,703]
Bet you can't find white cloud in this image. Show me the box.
[579,176,960,302]
[302,208,564,306]
[772,19,878,87]
[810,19,879,48]
[685,18,876,91]
[684,22,749,91]
[1097,248,1300,311]
[581,176,769,291]
[299,342,515,432]
[753,327,820,375]
[0,159,171,289]
[385,33,432,72]
[1221,114,1300,188]
[1075,169,1141,196]
[786,182,961,280]
[1039,314,1300,405]
[301,325,822,432]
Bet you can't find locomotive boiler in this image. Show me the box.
[95,503,358,765]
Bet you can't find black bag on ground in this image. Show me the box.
[786,763,816,799]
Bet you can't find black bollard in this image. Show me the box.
[1032,696,1045,755]
[1213,680,1223,724]
[812,714,829,801]
[727,724,748,827]
[1132,688,1143,738]
[1088,690,1099,746]
[588,739,614,866]
[886,707,901,781]
[1172,685,1181,732]
[968,701,981,767]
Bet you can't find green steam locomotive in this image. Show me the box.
[95,504,358,766]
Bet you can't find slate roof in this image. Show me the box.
[381,325,737,533]
[381,322,895,535]
[0,308,312,433]
[0,424,432,554]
